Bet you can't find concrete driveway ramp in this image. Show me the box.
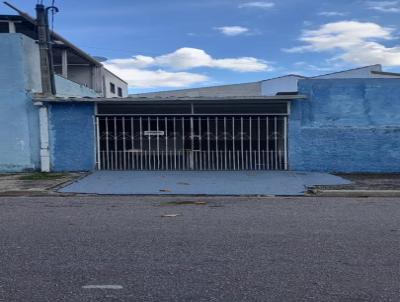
[59,171,351,196]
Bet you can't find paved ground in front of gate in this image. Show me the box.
[1,196,399,301]
[59,171,351,195]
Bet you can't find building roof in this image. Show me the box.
[33,94,307,105]
[311,64,382,79]
[3,2,102,67]
[371,70,400,77]
[2,2,128,84]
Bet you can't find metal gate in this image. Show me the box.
[96,115,288,170]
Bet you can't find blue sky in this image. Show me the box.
[4,0,400,93]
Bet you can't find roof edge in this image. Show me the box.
[33,94,308,104]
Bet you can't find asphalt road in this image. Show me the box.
[0,196,399,302]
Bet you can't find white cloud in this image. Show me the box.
[339,42,400,66]
[103,64,209,89]
[318,11,346,17]
[107,48,269,72]
[104,48,270,88]
[284,21,400,67]
[238,1,275,9]
[212,57,269,72]
[366,1,400,13]
[215,26,249,36]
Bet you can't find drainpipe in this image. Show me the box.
[36,4,54,96]
[38,104,50,172]
[36,4,57,172]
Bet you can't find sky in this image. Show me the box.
[3,0,400,93]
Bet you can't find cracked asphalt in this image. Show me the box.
[0,196,399,302]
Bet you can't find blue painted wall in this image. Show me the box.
[48,102,95,172]
[0,33,101,172]
[289,79,400,172]
[55,75,100,98]
[0,34,41,172]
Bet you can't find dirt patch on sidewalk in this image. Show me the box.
[0,172,85,196]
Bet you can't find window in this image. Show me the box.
[117,87,123,97]
[110,82,115,94]
[0,22,9,33]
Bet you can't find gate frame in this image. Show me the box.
[94,102,290,171]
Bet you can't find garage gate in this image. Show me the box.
[95,103,288,171]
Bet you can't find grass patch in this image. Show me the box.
[19,172,68,181]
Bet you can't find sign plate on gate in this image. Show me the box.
[144,130,165,136]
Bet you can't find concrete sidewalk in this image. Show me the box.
[59,171,351,196]
[308,173,400,197]
[1,171,399,197]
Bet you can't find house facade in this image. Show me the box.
[30,65,400,174]
[0,6,399,174]
[0,9,127,172]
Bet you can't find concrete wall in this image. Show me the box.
[312,64,400,79]
[0,34,41,171]
[0,33,101,172]
[68,65,93,89]
[55,74,99,98]
[289,78,400,172]
[48,102,95,172]
[103,69,128,98]
[261,75,304,96]
[132,82,262,98]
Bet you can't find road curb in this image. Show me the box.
[308,189,400,197]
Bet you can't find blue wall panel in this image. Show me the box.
[0,34,40,172]
[49,103,95,172]
[289,79,400,172]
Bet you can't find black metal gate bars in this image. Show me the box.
[96,115,288,170]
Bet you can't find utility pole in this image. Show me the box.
[36,4,56,96]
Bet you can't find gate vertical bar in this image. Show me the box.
[105,117,109,170]
[165,117,168,170]
[274,116,278,170]
[95,116,101,170]
[182,117,185,170]
[113,117,118,170]
[207,117,210,170]
[215,117,219,170]
[139,117,143,170]
[199,117,203,170]
[283,116,288,170]
[266,116,269,170]
[232,117,236,170]
[240,117,244,170]
[257,117,261,170]
[173,117,177,170]
[190,116,194,170]
[156,117,160,170]
[130,117,134,169]
[249,117,252,170]
[147,117,151,170]
[224,117,227,169]
[122,117,126,170]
